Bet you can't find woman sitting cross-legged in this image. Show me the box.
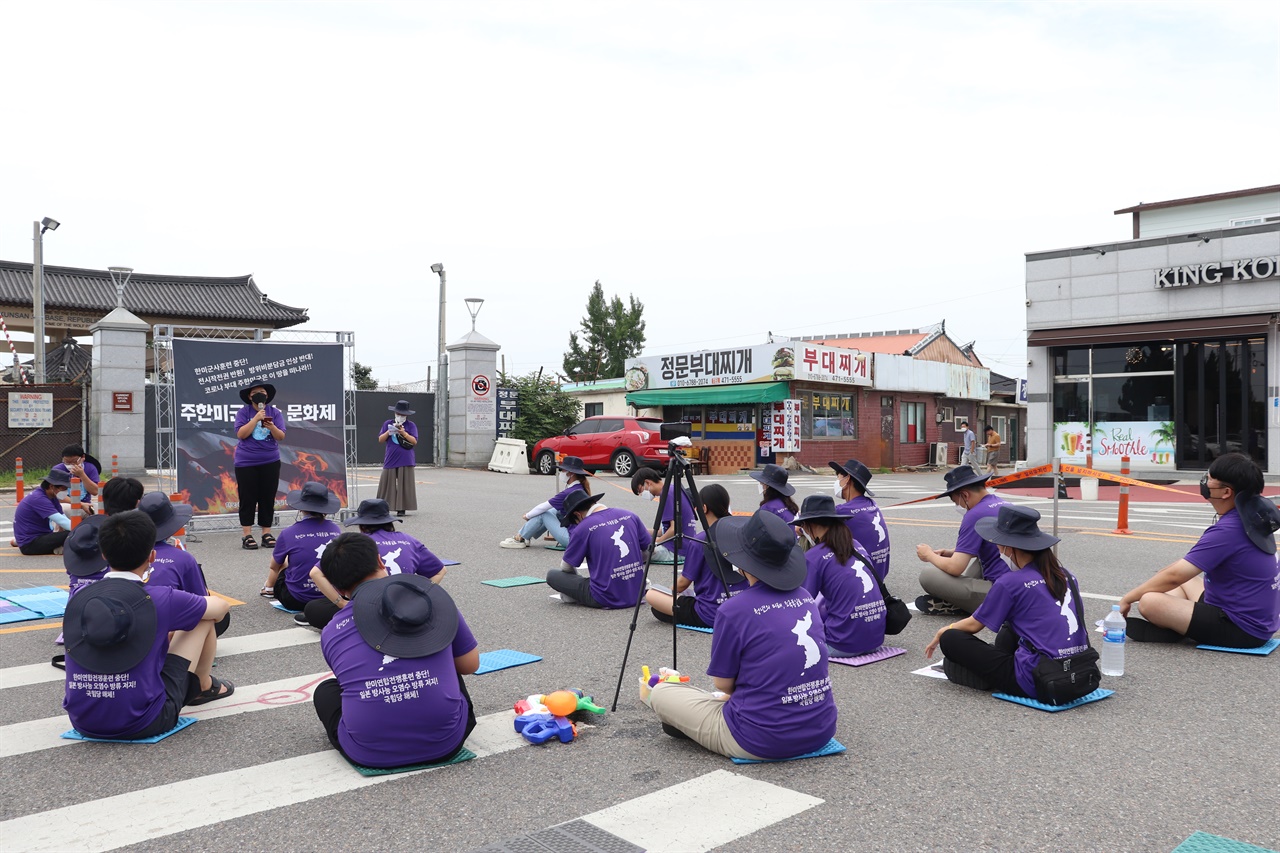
[645,484,749,629]
[500,456,591,550]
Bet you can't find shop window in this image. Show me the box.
[1091,344,1174,375]
[900,402,925,444]
[938,406,954,423]
[584,402,604,418]
[704,406,756,433]
[803,391,856,438]
[1053,348,1090,377]
[1091,375,1174,422]
[1053,380,1089,423]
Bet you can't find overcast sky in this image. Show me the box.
[3,0,1277,385]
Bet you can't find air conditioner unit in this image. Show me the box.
[928,442,948,467]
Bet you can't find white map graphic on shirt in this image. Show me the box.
[383,547,404,574]
[792,612,821,669]
[313,543,328,561]
[851,560,874,594]
[1059,587,1078,636]
[870,512,886,543]
[611,527,630,559]
[378,653,397,671]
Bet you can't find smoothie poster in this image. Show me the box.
[171,339,348,514]
[1053,421,1176,470]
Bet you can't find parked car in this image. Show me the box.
[531,416,669,477]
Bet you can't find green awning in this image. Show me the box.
[626,381,791,407]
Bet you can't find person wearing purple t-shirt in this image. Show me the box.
[313,533,479,769]
[376,400,419,517]
[500,456,591,549]
[138,492,230,638]
[261,482,342,613]
[641,510,838,761]
[915,465,1007,616]
[795,495,887,657]
[62,511,233,740]
[646,484,748,628]
[926,504,1093,700]
[831,458,891,581]
[632,467,697,562]
[14,468,72,555]
[233,382,286,551]
[751,463,798,525]
[53,444,101,514]
[1120,453,1280,648]
[548,490,652,609]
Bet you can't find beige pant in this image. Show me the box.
[647,681,763,760]
[918,556,992,614]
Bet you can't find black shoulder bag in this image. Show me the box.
[877,573,911,635]
[1025,575,1100,705]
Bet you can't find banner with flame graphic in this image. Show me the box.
[172,339,348,514]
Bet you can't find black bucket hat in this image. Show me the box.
[43,467,73,489]
[344,498,398,527]
[287,481,341,515]
[63,515,110,578]
[558,456,589,476]
[388,400,415,416]
[940,464,990,497]
[238,382,277,406]
[137,492,194,542]
[793,494,854,525]
[558,489,604,525]
[64,578,157,674]
[829,459,874,497]
[976,504,1060,551]
[715,509,807,591]
[352,574,459,658]
[749,463,795,497]
[1235,494,1280,554]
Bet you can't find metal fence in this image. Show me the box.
[1,383,87,472]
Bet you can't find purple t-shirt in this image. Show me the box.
[548,483,585,513]
[1184,510,1280,640]
[148,541,207,595]
[63,581,207,739]
[233,403,286,467]
[802,544,887,655]
[680,530,749,626]
[708,583,837,759]
[53,461,101,504]
[14,490,62,546]
[972,566,1091,699]
[381,419,418,470]
[659,484,699,558]
[321,608,477,768]
[563,507,652,609]
[760,497,796,525]
[838,495,891,580]
[273,517,341,603]
[368,529,444,579]
[956,494,1008,582]
[68,570,107,598]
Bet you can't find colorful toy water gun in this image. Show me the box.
[511,689,606,745]
[642,666,690,688]
[514,712,576,744]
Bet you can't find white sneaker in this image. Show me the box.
[499,537,529,549]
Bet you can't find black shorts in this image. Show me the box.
[650,596,711,629]
[125,653,198,740]
[1188,595,1271,649]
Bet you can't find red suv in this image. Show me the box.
[532,416,669,477]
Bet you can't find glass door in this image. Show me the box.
[1177,337,1266,469]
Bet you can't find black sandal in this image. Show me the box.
[260,533,276,548]
[242,535,259,550]
[188,676,236,706]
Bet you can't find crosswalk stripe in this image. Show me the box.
[0,670,332,758]
[582,769,824,852]
[0,627,321,691]
[0,710,526,853]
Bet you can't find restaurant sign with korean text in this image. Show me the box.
[624,342,869,390]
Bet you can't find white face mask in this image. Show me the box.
[999,552,1018,570]
[394,414,406,425]
[799,527,815,547]
[756,482,765,497]
[832,478,843,498]
[953,501,968,517]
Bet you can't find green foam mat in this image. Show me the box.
[345,746,476,776]
[481,576,546,588]
[1172,831,1278,853]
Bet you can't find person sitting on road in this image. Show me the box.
[914,465,1008,616]
[62,478,142,600]
[500,455,592,550]
[101,477,144,516]
[53,445,101,515]
[831,458,891,580]
[645,484,748,629]
[62,511,233,740]
[640,509,837,760]
[632,466,698,562]
[312,532,479,769]
[139,492,229,638]
[1119,452,1280,648]
[751,464,798,524]
[13,468,73,555]
[925,505,1092,699]
[305,497,447,630]
[261,482,343,613]
[547,489,651,608]
[795,495,887,657]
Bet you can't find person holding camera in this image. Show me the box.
[233,382,286,551]
[377,400,419,517]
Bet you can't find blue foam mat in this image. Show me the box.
[1172,831,1279,853]
[731,738,846,764]
[270,600,301,614]
[475,650,542,675]
[0,601,44,624]
[993,688,1114,712]
[1196,638,1279,656]
[61,716,197,743]
[0,586,69,618]
[442,559,461,566]
[677,623,714,634]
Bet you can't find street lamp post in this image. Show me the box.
[464,297,485,331]
[431,263,447,467]
[31,216,60,384]
[108,267,134,309]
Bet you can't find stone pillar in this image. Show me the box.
[445,329,502,467]
[90,308,149,474]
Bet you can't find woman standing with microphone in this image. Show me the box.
[234,382,286,550]
[377,400,419,517]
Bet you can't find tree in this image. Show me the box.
[562,280,646,382]
[499,369,581,462]
[351,361,378,390]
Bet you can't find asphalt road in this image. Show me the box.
[1,466,1276,853]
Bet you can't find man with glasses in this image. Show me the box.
[1119,453,1280,648]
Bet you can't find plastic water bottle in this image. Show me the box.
[1101,605,1126,676]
